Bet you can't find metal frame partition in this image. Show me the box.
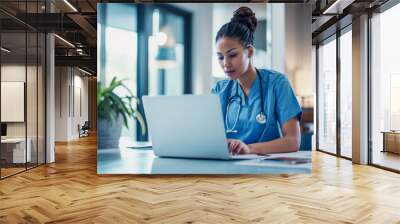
[0,1,47,180]
[338,24,353,161]
[315,17,353,161]
[367,0,400,173]
[316,0,400,173]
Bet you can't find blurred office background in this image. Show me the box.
[97,3,314,149]
[96,1,400,173]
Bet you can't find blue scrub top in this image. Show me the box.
[211,69,302,144]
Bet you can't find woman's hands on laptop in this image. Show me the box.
[227,139,252,155]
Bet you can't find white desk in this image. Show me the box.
[97,147,311,174]
[1,138,31,163]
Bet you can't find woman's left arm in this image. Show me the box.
[248,73,302,154]
[228,74,302,155]
[228,118,300,155]
[249,118,301,154]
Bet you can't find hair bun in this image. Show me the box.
[231,7,257,34]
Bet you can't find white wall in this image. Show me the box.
[284,4,313,97]
[1,64,26,81]
[1,65,26,139]
[265,3,315,99]
[55,67,89,141]
[55,67,68,141]
[1,63,46,163]
[72,73,89,137]
[1,65,40,136]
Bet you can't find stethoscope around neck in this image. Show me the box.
[225,68,267,134]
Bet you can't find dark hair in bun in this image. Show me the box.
[216,7,258,47]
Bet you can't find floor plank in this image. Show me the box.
[1,135,400,223]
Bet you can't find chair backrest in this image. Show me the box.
[82,121,90,129]
[299,132,313,151]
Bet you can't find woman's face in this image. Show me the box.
[216,37,252,80]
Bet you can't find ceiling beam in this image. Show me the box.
[66,13,97,46]
[55,55,96,69]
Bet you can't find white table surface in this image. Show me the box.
[97,147,312,175]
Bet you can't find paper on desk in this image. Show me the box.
[237,159,311,168]
[237,151,312,167]
[127,141,152,149]
[264,152,311,159]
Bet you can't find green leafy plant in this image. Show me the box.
[97,77,146,136]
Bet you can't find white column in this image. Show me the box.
[54,67,74,141]
[352,14,369,164]
[46,33,55,163]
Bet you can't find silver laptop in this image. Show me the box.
[142,94,264,160]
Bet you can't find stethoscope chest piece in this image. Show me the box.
[256,112,266,124]
[225,68,267,134]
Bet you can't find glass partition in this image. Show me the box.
[339,28,352,158]
[1,31,28,178]
[370,3,400,171]
[317,36,337,155]
[0,1,46,179]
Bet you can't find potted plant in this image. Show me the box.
[97,77,146,149]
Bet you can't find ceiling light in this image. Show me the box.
[63,0,78,12]
[1,47,11,53]
[54,34,75,48]
[322,0,355,15]
[78,67,92,76]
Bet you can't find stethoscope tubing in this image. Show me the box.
[225,68,266,134]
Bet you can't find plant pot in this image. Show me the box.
[97,114,124,149]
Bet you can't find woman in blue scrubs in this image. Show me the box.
[212,7,302,155]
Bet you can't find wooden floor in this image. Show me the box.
[1,135,400,223]
[1,163,45,178]
[1,167,26,178]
